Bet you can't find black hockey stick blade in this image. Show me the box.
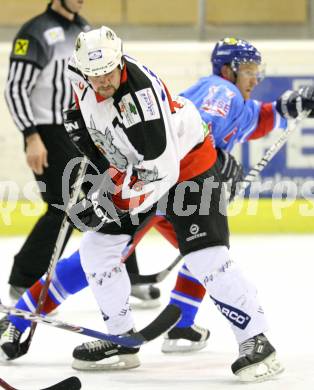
[139,303,181,342]
[129,254,183,285]
[0,376,81,390]
[41,376,81,390]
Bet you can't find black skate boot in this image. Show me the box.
[130,284,161,309]
[72,330,140,371]
[161,324,210,353]
[232,333,284,382]
[0,321,23,361]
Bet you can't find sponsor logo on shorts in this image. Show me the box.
[186,224,207,242]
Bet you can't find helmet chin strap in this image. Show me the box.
[60,0,76,14]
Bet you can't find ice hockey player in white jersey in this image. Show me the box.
[64,26,283,381]
[1,27,284,382]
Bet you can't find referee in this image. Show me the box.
[4,0,90,298]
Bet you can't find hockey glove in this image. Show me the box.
[216,148,244,201]
[67,189,127,232]
[63,107,105,162]
[276,86,314,119]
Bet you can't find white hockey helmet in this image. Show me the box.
[74,26,123,77]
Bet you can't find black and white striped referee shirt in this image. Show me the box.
[5,5,90,138]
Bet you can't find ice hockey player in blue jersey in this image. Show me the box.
[161,36,314,361]
[2,37,314,382]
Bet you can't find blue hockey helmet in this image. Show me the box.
[211,37,262,76]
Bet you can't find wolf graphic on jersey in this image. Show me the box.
[88,114,129,171]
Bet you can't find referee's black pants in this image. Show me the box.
[9,125,81,288]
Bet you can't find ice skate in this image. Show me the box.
[161,324,210,353]
[72,330,140,371]
[0,321,23,361]
[130,284,161,309]
[232,333,284,382]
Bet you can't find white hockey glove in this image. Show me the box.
[67,171,128,232]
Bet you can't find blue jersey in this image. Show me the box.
[180,75,287,152]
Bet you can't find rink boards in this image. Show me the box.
[1,198,313,235]
[1,41,314,233]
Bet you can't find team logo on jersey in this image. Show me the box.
[136,165,159,183]
[136,88,160,121]
[119,94,141,128]
[14,39,29,56]
[89,126,129,171]
[132,180,145,192]
[44,27,65,45]
[201,85,235,118]
[210,296,251,329]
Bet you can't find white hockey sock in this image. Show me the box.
[184,246,268,343]
[79,231,134,335]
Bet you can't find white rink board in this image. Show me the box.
[1,40,314,199]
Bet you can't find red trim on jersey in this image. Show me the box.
[95,92,106,103]
[179,137,217,182]
[175,275,206,299]
[248,103,275,140]
[120,64,128,84]
[74,92,80,109]
[29,280,59,314]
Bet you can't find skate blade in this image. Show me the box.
[161,338,208,353]
[72,354,141,371]
[235,352,284,383]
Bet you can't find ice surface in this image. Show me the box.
[1,233,314,389]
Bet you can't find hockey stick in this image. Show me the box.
[236,113,309,197]
[0,376,81,390]
[128,115,309,285]
[129,253,183,285]
[0,303,181,348]
[19,156,88,357]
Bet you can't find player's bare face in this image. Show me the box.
[236,63,262,100]
[63,0,84,13]
[88,68,121,98]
